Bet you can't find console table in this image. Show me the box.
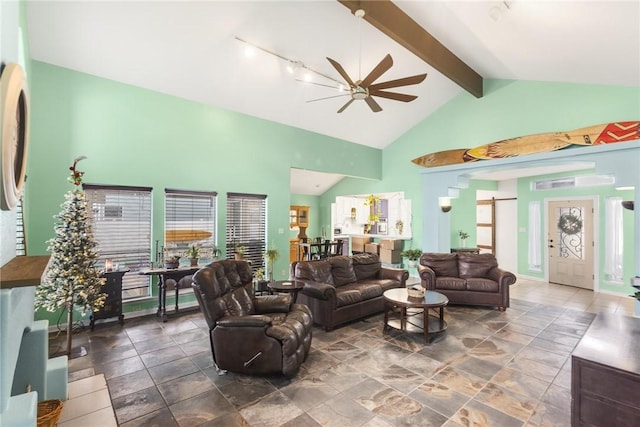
[571,312,640,426]
[139,266,200,322]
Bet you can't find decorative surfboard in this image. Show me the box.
[165,229,212,243]
[413,121,640,167]
[411,148,476,167]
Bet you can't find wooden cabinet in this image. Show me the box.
[290,238,301,263]
[289,205,309,227]
[571,313,640,426]
[90,270,128,329]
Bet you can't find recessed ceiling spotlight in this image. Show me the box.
[244,45,255,58]
[303,72,312,82]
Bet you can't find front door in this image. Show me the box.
[548,200,594,289]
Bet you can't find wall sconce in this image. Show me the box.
[439,197,452,213]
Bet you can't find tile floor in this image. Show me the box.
[52,278,636,426]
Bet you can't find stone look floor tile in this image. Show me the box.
[51,278,630,427]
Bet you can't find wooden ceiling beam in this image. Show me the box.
[338,0,483,98]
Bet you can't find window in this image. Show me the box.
[528,201,541,271]
[604,197,624,283]
[164,189,217,259]
[84,185,153,299]
[226,192,266,271]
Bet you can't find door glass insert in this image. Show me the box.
[556,206,584,260]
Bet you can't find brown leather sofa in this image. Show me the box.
[291,253,409,331]
[192,259,313,378]
[418,252,516,311]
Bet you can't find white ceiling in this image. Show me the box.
[25,1,640,194]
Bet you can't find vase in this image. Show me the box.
[460,239,467,248]
[190,258,198,267]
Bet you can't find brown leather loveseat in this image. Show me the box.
[192,259,313,378]
[291,253,408,331]
[418,252,516,311]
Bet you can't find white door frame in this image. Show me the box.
[543,195,599,291]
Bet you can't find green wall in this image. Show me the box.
[327,80,639,263]
[26,61,381,321]
[24,60,640,322]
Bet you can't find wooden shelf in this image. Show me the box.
[0,255,50,289]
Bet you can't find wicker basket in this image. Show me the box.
[407,287,425,298]
[37,399,63,427]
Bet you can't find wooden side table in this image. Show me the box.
[267,280,306,303]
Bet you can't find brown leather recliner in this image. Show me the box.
[418,252,516,311]
[192,259,313,378]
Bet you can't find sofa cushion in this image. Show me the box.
[328,256,357,286]
[352,252,382,280]
[466,278,499,293]
[421,253,459,277]
[334,282,383,307]
[358,278,399,292]
[295,259,334,285]
[434,277,467,291]
[458,253,498,279]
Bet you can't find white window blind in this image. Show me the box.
[16,196,26,255]
[84,185,153,299]
[604,197,624,283]
[226,193,266,271]
[164,189,217,259]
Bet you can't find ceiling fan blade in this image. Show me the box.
[306,94,350,103]
[370,90,418,102]
[327,57,355,87]
[360,54,393,88]
[369,73,427,91]
[364,96,383,113]
[337,98,355,113]
[295,79,343,90]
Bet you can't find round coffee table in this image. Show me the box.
[267,280,306,303]
[383,288,448,343]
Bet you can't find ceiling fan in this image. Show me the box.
[325,54,427,113]
[310,8,427,113]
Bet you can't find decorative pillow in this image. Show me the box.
[420,253,458,277]
[295,259,334,285]
[457,253,498,278]
[328,256,357,286]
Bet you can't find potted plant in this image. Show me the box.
[185,245,200,267]
[264,246,279,282]
[164,255,180,269]
[401,248,422,268]
[234,244,247,261]
[458,230,469,248]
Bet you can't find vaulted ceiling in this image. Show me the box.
[25,1,640,194]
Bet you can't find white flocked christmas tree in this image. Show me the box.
[35,156,106,355]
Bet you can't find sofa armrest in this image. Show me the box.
[300,281,336,301]
[418,264,437,290]
[217,315,272,328]
[488,267,517,288]
[253,295,292,313]
[379,267,409,286]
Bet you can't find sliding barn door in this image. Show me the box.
[476,199,495,254]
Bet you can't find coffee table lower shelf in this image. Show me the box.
[384,309,447,343]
